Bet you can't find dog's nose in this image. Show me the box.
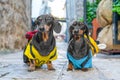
[74,30,79,33]
[39,27,45,32]
[73,29,79,35]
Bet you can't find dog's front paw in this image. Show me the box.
[48,67,55,70]
[67,68,73,71]
[47,61,55,70]
[67,63,73,71]
[81,68,89,72]
[28,65,35,72]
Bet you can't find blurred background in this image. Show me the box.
[0,0,120,54]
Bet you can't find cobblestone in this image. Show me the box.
[0,41,120,80]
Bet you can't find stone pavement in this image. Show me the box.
[0,41,120,80]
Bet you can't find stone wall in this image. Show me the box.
[0,0,31,51]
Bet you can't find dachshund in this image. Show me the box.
[24,14,61,71]
[67,21,99,71]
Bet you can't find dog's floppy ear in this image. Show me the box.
[83,23,89,35]
[69,25,74,41]
[53,20,62,33]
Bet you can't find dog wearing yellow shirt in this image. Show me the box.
[24,14,61,71]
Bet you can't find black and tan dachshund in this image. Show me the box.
[67,21,99,71]
[23,14,61,71]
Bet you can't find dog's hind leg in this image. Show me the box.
[47,61,55,70]
[67,61,73,71]
[28,59,36,72]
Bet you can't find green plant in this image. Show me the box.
[86,0,101,25]
[79,17,84,22]
[112,0,120,15]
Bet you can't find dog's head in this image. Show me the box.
[34,14,61,33]
[69,21,88,40]
[34,14,61,41]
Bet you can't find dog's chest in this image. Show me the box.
[74,40,83,53]
[68,38,89,59]
[73,38,85,53]
[32,32,55,56]
[40,40,52,49]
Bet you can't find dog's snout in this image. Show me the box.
[39,27,45,32]
[38,24,51,32]
[74,29,79,33]
[73,29,79,35]
[38,25,45,32]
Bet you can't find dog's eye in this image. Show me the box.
[73,21,77,26]
[78,23,81,26]
[38,18,42,22]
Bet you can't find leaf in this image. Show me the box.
[79,18,84,22]
[112,0,120,15]
[86,0,101,24]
